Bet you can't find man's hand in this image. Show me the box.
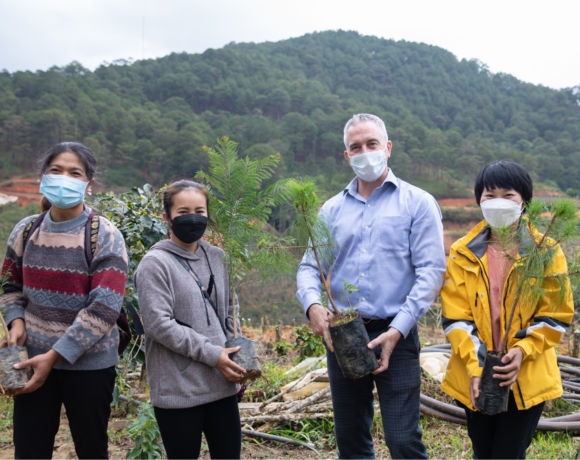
[470,377,481,408]
[308,303,334,352]
[493,347,524,388]
[0,319,27,348]
[216,347,247,383]
[367,328,402,374]
[13,349,62,395]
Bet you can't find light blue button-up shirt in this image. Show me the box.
[296,169,446,337]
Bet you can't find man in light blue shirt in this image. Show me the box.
[296,113,446,459]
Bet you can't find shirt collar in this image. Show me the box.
[344,168,399,197]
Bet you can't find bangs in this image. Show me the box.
[474,161,533,205]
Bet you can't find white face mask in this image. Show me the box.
[349,149,388,182]
[480,198,523,228]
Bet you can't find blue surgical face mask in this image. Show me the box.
[40,174,89,209]
[349,149,388,182]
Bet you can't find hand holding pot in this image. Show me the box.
[308,303,334,352]
[216,346,247,383]
[493,347,524,388]
[0,319,27,348]
[368,327,402,374]
[470,377,481,408]
[12,349,62,395]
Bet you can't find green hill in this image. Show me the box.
[2,30,579,205]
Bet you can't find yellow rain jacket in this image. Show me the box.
[441,220,573,410]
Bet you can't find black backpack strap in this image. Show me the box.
[22,211,48,251]
[123,299,145,336]
[199,245,215,297]
[84,213,99,265]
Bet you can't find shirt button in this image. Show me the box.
[361,273,365,277]
[367,204,371,207]
[365,226,369,229]
[361,298,366,302]
[363,249,367,253]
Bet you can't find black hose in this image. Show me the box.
[118,395,141,406]
[420,403,466,425]
[420,395,466,419]
[558,356,580,366]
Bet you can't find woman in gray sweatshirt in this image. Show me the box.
[135,180,245,459]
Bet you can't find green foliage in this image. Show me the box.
[3,31,579,216]
[293,324,325,360]
[195,137,296,333]
[441,206,484,224]
[125,402,165,459]
[273,339,292,357]
[492,198,580,352]
[91,184,167,362]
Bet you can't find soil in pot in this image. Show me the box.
[0,346,32,394]
[226,337,262,382]
[475,351,509,415]
[329,314,379,379]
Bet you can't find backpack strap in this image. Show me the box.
[22,211,49,251]
[123,299,145,336]
[84,213,99,266]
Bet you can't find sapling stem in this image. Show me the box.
[231,280,238,339]
[300,206,339,315]
[500,292,520,355]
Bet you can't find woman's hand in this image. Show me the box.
[12,349,62,395]
[0,319,27,348]
[470,376,481,408]
[216,347,247,383]
[493,347,524,388]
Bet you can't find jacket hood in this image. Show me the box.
[148,238,211,261]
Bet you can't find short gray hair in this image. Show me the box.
[343,113,389,149]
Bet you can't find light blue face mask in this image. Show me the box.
[349,149,388,182]
[40,174,89,209]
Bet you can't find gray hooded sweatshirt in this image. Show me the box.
[135,239,239,409]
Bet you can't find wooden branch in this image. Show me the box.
[258,375,311,411]
[305,401,333,413]
[240,412,333,423]
[284,386,331,414]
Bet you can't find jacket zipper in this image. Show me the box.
[475,292,478,307]
[516,379,526,408]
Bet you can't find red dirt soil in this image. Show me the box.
[0,175,42,206]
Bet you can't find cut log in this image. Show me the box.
[0,346,32,393]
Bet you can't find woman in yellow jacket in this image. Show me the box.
[441,160,574,459]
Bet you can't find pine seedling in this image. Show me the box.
[196,137,295,338]
[288,179,339,314]
[492,197,580,354]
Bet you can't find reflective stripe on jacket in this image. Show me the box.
[441,219,573,410]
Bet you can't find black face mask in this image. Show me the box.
[170,214,208,244]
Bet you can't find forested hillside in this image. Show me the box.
[2,30,580,203]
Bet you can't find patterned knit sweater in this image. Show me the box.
[0,207,128,370]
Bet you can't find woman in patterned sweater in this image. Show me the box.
[0,142,128,459]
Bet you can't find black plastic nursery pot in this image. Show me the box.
[329,315,379,379]
[226,337,262,381]
[475,351,509,415]
[0,346,32,393]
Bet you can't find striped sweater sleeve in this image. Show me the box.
[0,216,37,326]
[52,218,129,364]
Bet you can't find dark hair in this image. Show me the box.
[39,142,97,211]
[163,180,209,219]
[474,160,533,206]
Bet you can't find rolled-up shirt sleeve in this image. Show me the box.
[390,194,446,337]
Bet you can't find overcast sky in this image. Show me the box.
[1,0,578,90]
